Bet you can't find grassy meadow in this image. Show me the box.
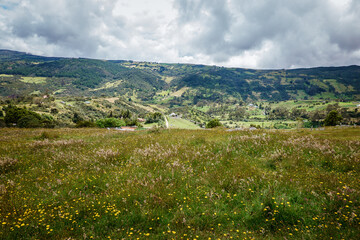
[168,117,200,129]
[0,127,359,239]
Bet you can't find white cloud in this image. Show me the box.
[0,0,359,68]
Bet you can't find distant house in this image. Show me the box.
[117,126,136,131]
[84,101,91,104]
[169,113,177,117]
[357,104,360,108]
[137,118,145,122]
[248,103,258,108]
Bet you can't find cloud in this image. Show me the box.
[4,0,122,57]
[173,0,360,68]
[0,0,359,68]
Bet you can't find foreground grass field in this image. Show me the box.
[0,127,359,239]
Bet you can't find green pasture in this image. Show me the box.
[0,128,359,239]
[19,77,47,84]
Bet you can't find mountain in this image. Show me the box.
[1,50,359,104]
[0,50,166,100]
[1,49,360,127]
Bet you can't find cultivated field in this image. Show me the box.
[0,127,359,239]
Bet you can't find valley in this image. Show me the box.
[0,50,359,129]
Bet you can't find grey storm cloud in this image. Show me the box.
[174,0,360,68]
[5,0,123,57]
[0,0,359,68]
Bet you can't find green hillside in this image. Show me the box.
[1,50,359,102]
[0,50,359,128]
[0,50,166,100]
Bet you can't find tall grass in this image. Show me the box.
[0,127,359,239]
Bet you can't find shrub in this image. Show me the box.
[96,118,126,128]
[17,115,42,128]
[324,110,342,126]
[0,119,5,128]
[273,123,291,129]
[124,118,141,127]
[304,121,322,128]
[250,124,261,129]
[148,125,162,133]
[206,118,222,128]
[76,120,97,128]
[38,131,59,140]
[145,112,163,123]
[72,112,83,123]
[2,105,56,128]
[4,105,42,126]
[41,114,56,128]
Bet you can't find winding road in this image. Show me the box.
[164,116,169,128]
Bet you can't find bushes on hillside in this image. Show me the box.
[75,120,96,128]
[324,110,342,126]
[206,118,222,128]
[124,118,142,127]
[4,105,41,125]
[145,112,163,123]
[96,118,126,128]
[17,115,42,128]
[0,119,6,128]
[268,107,289,120]
[3,105,54,128]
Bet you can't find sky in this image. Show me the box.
[0,0,359,69]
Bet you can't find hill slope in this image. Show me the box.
[0,50,166,100]
[1,50,360,127]
[1,50,359,102]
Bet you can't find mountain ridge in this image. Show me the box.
[1,49,360,128]
[0,49,359,103]
[2,49,358,70]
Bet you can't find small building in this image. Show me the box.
[137,118,145,122]
[117,126,136,131]
[169,113,177,117]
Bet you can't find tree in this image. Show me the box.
[290,108,308,120]
[229,107,246,121]
[50,108,59,114]
[268,107,289,120]
[145,112,163,124]
[326,103,339,113]
[4,105,42,126]
[310,110,326,123]
[76,121,96,128]
[72,112,83,123]
[17,115,41,128]
[96,118,126,128]
[324,110,342,126]
[206,118,222,128]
